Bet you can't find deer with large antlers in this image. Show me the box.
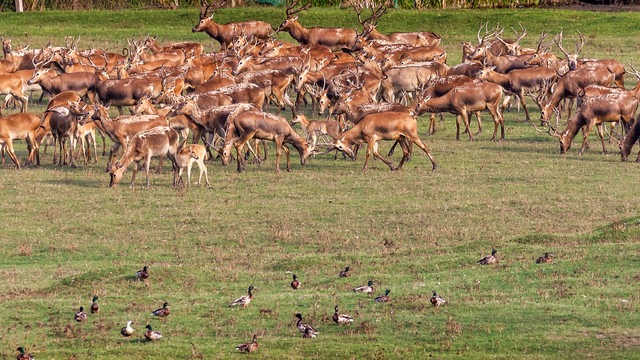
[192,0,272,49]
[536,93,637,155]
[277,0,358,52]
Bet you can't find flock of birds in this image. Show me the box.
[12,249,555,358]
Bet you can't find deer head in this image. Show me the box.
[554,30,585,71]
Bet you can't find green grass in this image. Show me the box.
[1,6,640,359]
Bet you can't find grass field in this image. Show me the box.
[1,6,640,359]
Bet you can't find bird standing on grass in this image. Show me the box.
[236,334,259,353]
[374,289,392,303]
[145,325,162,341]
[231,285,254,307]
[536,252,553,263]
[291,274,301,290]
[121,321,134,337]
[333,306,354,325]
[430,291,446,308]
[295,313,319,337]
[74,306,87,322]
[137,266,149,280]
[151,302,170,321]
[339,266,351,277]
[16,347,34,360]
[353,280,375,293]
[477,249,498,265]
[90,296,100,314]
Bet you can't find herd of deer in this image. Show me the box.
[1,0,640,187]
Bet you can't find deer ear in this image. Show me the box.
[490,66,497,71]
[292,15,299,21]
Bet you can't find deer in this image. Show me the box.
[214,83,266,111]
[27,68,97,104]
[353,1,440,47]
[420,75,479,136]
[536,66,615,125]
[415,81,505,141]
[535,93,638,155]
[380,65,437,104]
[109,127,180,188]
[175,144,209,187]
[234,70,295,115]
[79,104,169,171]
[221,110,311,173]
[132,96,204,143]
[192,0,272,49]
[0,73,28,114]
[0,112,41,169]
[42,102,83,167]
[495,23,528,56]
[291,113,340,151]
[461,22,507,63]
[276,0,358,52]
[325,111,437,172]
[476,66,558,122]
[142,35,204,56]
[68,100,100,165]
[620,113,640,162]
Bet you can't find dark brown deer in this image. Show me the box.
[276,0,357,52]
[192,0,272,49]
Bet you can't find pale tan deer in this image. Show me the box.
[291,113,340,150]
[176,144,209,187]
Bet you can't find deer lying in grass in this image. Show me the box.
[222,110,311,173]
[109,127,180,188]
[327,111,437,172]
[176,144,209,187]
[0,112,40,169]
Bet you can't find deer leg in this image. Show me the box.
[488,105,504,141]
[596,122,607,155]
[362,141,375,172]
[235,142,246,173]
[502,94,511,113]
[474,112,483,135]
[395,138,411,170]
[387,140,400,157]
[567,98,574,120]
[427,113,436,136]
[455,115,461,141]
[274,138,282,174]
[58,136,65,166]
[262,140,268,161]
[5,140,21,169]
[128,161,138,189]
[579,121,596,155]
[155,156,163,174]
[145,154,154,188]
[372,141,394,171]
[460,112,473,141]
[90,132,98,164]
[69,137,77,168]
[409,134,437,171]
[283,143,291,172]
[519,89,531,122]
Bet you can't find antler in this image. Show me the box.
[554,30,570,59]
[200,0,226,20]
[555,30,585,59]
[285,0,311,18]
[574,30,585,55]
[626,60,640,80]
[535,30,549,53]
[477,22,498,46]
[511,23,527,45]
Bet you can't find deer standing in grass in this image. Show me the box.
[176,144,209,187]
[0,112,40,169]
[109,127,180,188]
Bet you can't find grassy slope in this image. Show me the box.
[1,7,640,359]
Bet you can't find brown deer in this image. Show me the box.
[142,36,204,56]
[276,0,357,52]
[221,110,311,173]
[536,93,637,155]
[192,0,272,49]
[327,111,437,171]
[0,112,40,169]
[416,82,504,141]
[0,73,28,114]
[27,69,97,104]
[476,66,557,122]
[420,75,478,136]
[175,144,209,187]
[79,104,169,171]
[109,127,180,188]
[620,113,640,162]
[291,113,340,150]
[234,70,295,115]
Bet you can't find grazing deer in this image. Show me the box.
[277,0,358,52]
[192,0,272,49]
[416,82,505,141]
[222,110,311,173]
[109,127,180,188]
[536,93,638,155]
[620,113,640,162]
[0,112,40,169]
[176,144,209,187]
[328,111,437,171]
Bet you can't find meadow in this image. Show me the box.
[1,6,640,359]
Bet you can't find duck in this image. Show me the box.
[144,325,162,341]
[430,291,446,308]
[74,306,87,322]
[332,306,354,325]
[231,285,254,308]
[90,296,100,314]
[477,249,498,265]
[291,274,301,290]
[137,266,149,280]
[353,280,374,293]
[302,328,316,338]
[536,252,553,264]
[295,313,319,336]
[338,266,351,278]
[16,347,34,360]
[374,289,391,303]
[150,302,170,321]
[236,334,259,353]
[120,320,134,337]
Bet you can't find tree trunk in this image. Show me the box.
[15,0,24,12]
